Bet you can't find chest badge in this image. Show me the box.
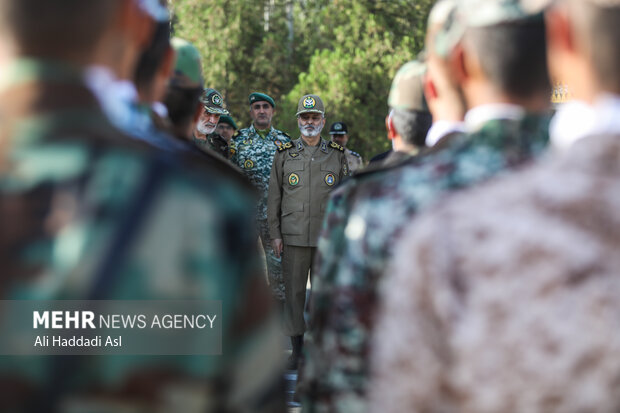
[290,152,299,158]
[325,173,336,186]
[289,173,300,186]
[244,160,255,169]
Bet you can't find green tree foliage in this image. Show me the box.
[170,0,433,159]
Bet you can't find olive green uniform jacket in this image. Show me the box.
[268,137,349,247]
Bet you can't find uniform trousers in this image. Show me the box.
[282,244,316,336]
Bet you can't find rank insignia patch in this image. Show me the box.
[244,160,255,169]
[289,173,300,186]
[325,173,335,186]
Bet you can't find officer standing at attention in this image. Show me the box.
[268,94,349,370]
[193,88,231,159]
[329,122,364,173]
[231,92,292,302]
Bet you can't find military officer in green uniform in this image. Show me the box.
[267,94,349,370]
[231,92,292,302]
[193,87,231,159]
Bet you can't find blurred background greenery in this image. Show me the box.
[169,0,434,159]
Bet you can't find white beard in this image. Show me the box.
[299,123,323,137]
[197,121,216,135]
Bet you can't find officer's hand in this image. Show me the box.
[272,238,283,259]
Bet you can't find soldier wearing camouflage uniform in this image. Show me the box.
[193,88,231,159]
[300,1,552,411]
[0,2,284,411]
[231,92,292,301]
[371,0,620,411]
[329,122,364,173]
[268,94,349,371]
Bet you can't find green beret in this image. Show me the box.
[249,92,275,108]
[219,115,238,130]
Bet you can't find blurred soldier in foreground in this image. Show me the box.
[382,62,433,164]
[423,0,466,147]
[84,0,169,140]
[329,122,364,173]
[0,1,284,412]
[267,95,348,371]
[134,17,175,135]
[231,93,292,302]
[371,0,620,411]
[193,88,231,159]
[301,0,552,410]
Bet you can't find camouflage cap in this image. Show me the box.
[136,0,169,22]
[170,38,204,89]
[435,0,540,57]
[219,114,238,130]
[296,94,325,116]
[200,88,230,115]
[388,60,429,113]
[249,92,276,108]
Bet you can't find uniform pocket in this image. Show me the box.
[281,203,304,235]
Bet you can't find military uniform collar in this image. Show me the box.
[426,120,466,147]
[465,103,525,133]
[296,137,327,152]
[551,93,620,151]
[320,138,329,153]
[250,123,275,139]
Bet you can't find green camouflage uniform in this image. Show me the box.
[0,59,284,413]
[300,114,551,412]
[230,124,292,301]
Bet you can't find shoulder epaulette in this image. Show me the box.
[277,142,294,152]
[350,150,362,158]
[329,141,345,152]
[281,131,291,140]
